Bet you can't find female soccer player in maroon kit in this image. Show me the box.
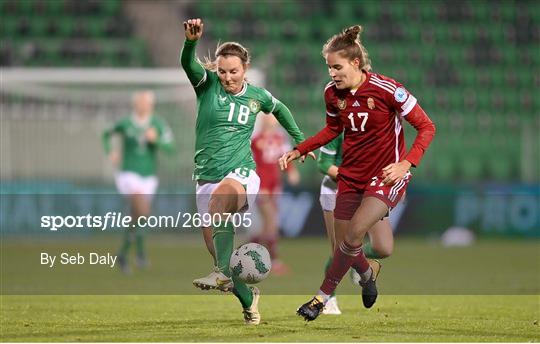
[251,115,300,275]
[279,25,436,321]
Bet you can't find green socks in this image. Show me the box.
[135,230,145,258]
[213,221,253,308]
[118,230,133,258]
[119,229,146,260]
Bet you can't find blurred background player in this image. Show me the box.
[251,114,300,276]
[181,18,312,325]
[102,90,175,274]
[318,133,397,315]
[280,25,435,321]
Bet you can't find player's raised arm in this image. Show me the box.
[183,18,203,41]
[180,18,207,88]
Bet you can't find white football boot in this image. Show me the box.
[192,267,234,292]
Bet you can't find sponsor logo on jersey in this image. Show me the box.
[353,100,360,107]
[394,87,408,102]
[248,99,261,113]
[367,97,375,109]
[218,94,228,105]
[337,98,347,110]
[376,190,384,195]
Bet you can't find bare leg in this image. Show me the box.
[322,210,336,253]
[346,197,390,247]
[366,218,394,258]
[131,193,151,219]
[131,193,151,262]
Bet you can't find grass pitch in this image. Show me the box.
[1,236,539,341]
[1,295,538,342]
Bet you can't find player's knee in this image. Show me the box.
[376,246,392,258]
[208,197,224,215]
[344,231,364,248]
[350,224,371,241]
[375,240,393,258]
[210,184,242,213]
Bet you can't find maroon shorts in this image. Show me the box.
[334,172,411,221]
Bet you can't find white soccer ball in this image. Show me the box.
[230,243,272,284]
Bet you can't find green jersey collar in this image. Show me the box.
[231,81,248,97]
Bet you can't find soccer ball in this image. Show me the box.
[229,243,272,284]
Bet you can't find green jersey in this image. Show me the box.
[181,40,305,181]
[102,115,174,176]
[317,133,343,175]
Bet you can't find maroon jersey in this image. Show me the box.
[252,130,291,191]
[297,71,435,190]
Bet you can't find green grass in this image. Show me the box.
[1,236,538,294]
[1,295,538,342]
[1,236,539,341]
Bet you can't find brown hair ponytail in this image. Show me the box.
[322,25,372,71]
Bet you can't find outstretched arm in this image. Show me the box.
[279,114,342,170]
[297,116,342,155]
[180,18,207,88]
[272,101,317,164]
[271,100,304,145]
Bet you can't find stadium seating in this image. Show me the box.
[186,0,539,183]
[0,0,152,67]
[2,0,537,184]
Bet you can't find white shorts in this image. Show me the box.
[196,168,260,227]
[115,171,158,196]
[319,175,338,212]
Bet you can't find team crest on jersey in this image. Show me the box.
[248,99,261,113]
[218,94,228,106]
[367,97,375,109]
[337,98,347,110]
[394,87,408,103]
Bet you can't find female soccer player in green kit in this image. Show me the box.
[180,18,314,325]
[102,90,174,273]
